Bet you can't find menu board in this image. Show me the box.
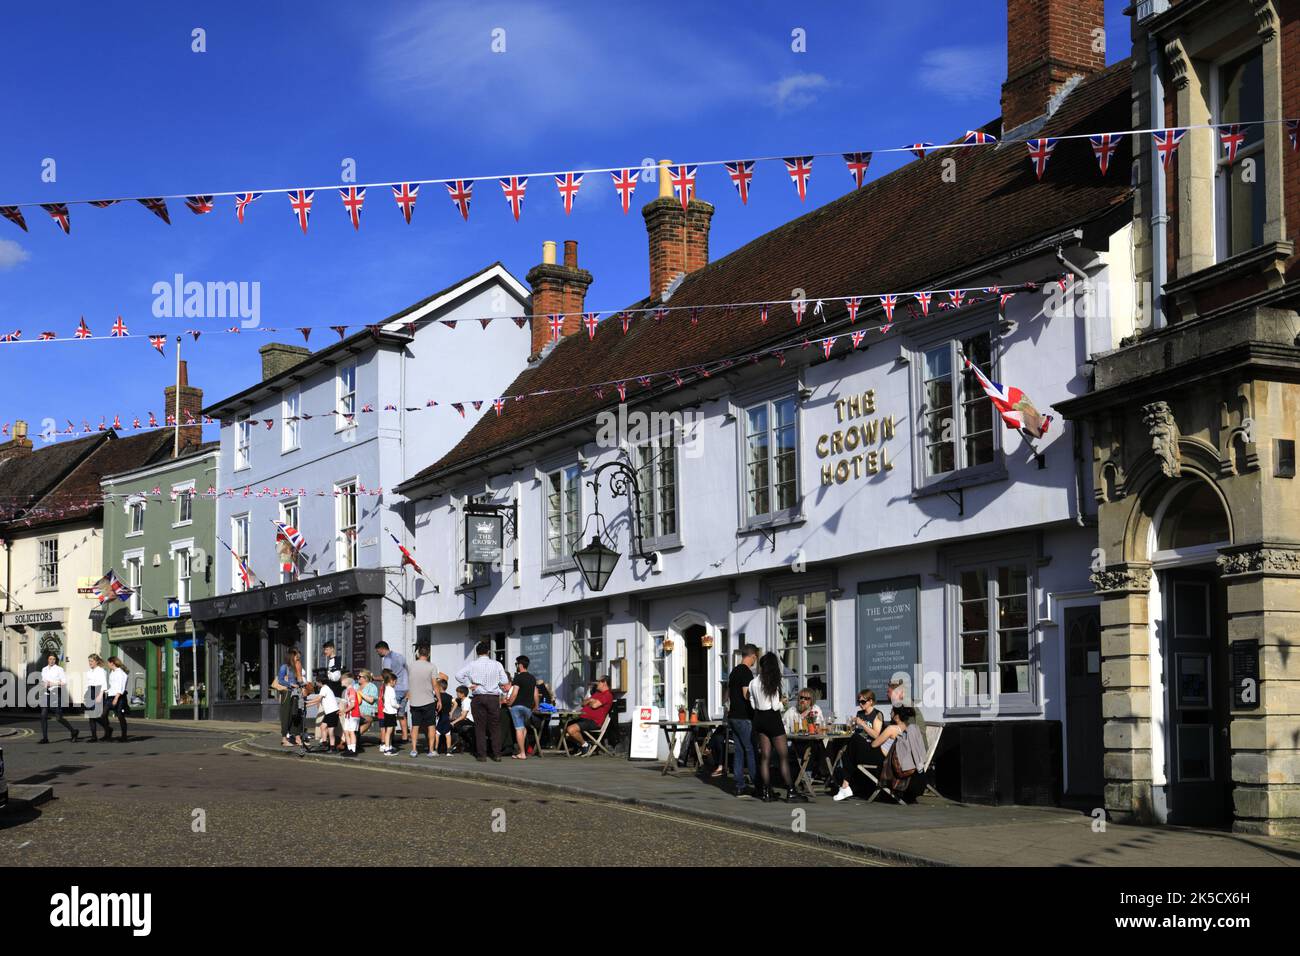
[520,628,553,690]
[855,577,920,698]
[350,608,369,673]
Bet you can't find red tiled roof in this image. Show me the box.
[409,61,1133,489]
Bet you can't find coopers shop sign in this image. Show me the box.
[815,389,896,485]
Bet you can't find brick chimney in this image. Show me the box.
[643,159,713,302]
[0,419,34,458]
[163,360,203,453]
[526,239,593,358]
[1000,0,1106,135]
[259,342,311,381]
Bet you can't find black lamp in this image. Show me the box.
[574,536,622,592]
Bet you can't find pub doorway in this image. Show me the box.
[684,624,709,717]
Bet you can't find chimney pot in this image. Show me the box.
[658,159,673,199]
[542,240,557,265]
[563,240,578,268]
[1000,0,1106,135]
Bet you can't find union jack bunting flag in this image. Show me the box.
[963,355,1052,438]
[724,160,755,204]
[288,189,314,233]
[907,142,934,159]
[339,186,366,229]
[0,206,28,231]
[583,312,600,339]
[1219,124,1247,165]
[149,335,166,355]
[138,197,171,224]
[88,200,120,207]
[690,307,699,326]
[950,289,966,308]
[620,312,632,334]
[1153,128,1187,171]
[234,192,262,223]
[38,331,55,341]
[792,299,806,325]
[1089,133,1120,176]
[471,400,483,412]
[843,152,871,188]
[783,156,814,202]
[110,316,129,338]
[446,179,473,220]
[616,382,627,401]
[851,330,866,349]
[392,183,419,223]
[390,532,426,577]
[610,168,638,213]
[821,336,836,359]
[330,325,347,339]
[299,327,311,342]
[450,403,465,418]
[760,305,768,325]
[555,172,583,214]
[669,164,697,211]
[493,398,505,417]
[41,203,71,234]
[1026,138,1057,180]
[879,294,897,322]
[846,296,861,323]
[547,313,564,340]
[185,195,215,215]
[962,130,997,146]
[914,291,932,315]
[148,411,158,427]
[500,176,527,221]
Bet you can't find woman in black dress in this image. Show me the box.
[832,688,885,800]
[749,652,803,802]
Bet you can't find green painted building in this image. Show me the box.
[99,439,219,720]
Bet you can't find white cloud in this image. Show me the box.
[366,3,809,138]
[917,46,1003,102]
[0,238,29,271]
[767,73,832,112]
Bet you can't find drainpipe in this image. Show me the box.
[1148,31,1169,331]
[1056,246,1094,528]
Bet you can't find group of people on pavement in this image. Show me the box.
[268,638,612,762]
[721,643,931,803]
[37,652,131,744]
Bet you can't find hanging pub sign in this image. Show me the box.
[465,512,503,565]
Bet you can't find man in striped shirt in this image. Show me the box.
[454,641,511,762]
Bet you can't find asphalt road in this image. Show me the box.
[0,718,876,867]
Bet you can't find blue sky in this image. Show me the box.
[0,0,1132,445]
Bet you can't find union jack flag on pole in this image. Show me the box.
[389,531,427,577]
[93,569,133,606]
[962,355,1052,439]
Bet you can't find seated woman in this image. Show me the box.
[874,705,929,802]
[831,689,885,801]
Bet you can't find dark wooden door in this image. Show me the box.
[1163,573,1231,827]
[1064,604,1104,796]
[685,625,708,715]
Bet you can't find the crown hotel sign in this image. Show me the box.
[466,513,503,565]
[816,389,895,485]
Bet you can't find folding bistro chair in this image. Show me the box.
[563,714,613,757]
[858,722,943,804]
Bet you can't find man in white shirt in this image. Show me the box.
[38,652,79,744]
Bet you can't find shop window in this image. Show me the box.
[239,631,262,700]
[313,610,353,679]
[920,331,996,480]
[955,560,1035,709]
[635,430,680,547]
[776,590,828,701]
[743,395,799,525]
[173,641,206,708]
[38,537,58,590]
[543,465,582,568]
[1214,48,1266,261]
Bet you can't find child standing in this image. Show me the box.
[304,680,339,752]
[435,678,454,756]
[340,672,361,756]
[380,669,400,755]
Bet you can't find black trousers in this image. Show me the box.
[470,695,501,757]
[40,693,75,740]
[110,695,129,738]
[88,690,112,739]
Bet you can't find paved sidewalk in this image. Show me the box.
[230,726,1300,867]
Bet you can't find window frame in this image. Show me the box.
[281,386,301,453]
[906,308,1007,495]
[279,497,303,583]
[772,587,831,704]
[171,538,195,610]
[634,426,682,551]
[541,464,583,573]
[37,536,59,591]
[335,364,357,432]
[126,496,146,538]
[231,513,251,593]
[1210,43,1267,263]
[738,392,803,530]
[335,478,359,571]
[234,417,253,472]
[122,548,144,618]
[172,480,195,528]
[944,540,1041,716]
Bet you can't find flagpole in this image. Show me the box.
[173,335,182,458]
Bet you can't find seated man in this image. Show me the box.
[449,684,476,755]
[564,675,614,755]
[782,687,827,781]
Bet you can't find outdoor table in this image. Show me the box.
[787,731,853,800]
[655,720,724,776]
[547,711,585,753]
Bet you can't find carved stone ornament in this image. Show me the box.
[1090,565,1153,593]
[1163,37,1191,91]
[1251,0,1278,41]
[1142,401,1182,478]
[1216,547,1300,576]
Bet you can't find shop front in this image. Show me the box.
[190,569,386,722]
[104,616,207,720]
[3,607,70,701]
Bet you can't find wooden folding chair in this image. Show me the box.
[858,722,943,804]
[563,715,614,757]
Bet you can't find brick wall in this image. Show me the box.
[1002,0,1106,132]
[643,196,713,301]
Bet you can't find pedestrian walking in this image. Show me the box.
[38,652,78,744]
[84,654,110,742]
[106,656,131,743]
[453,641,511,762]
